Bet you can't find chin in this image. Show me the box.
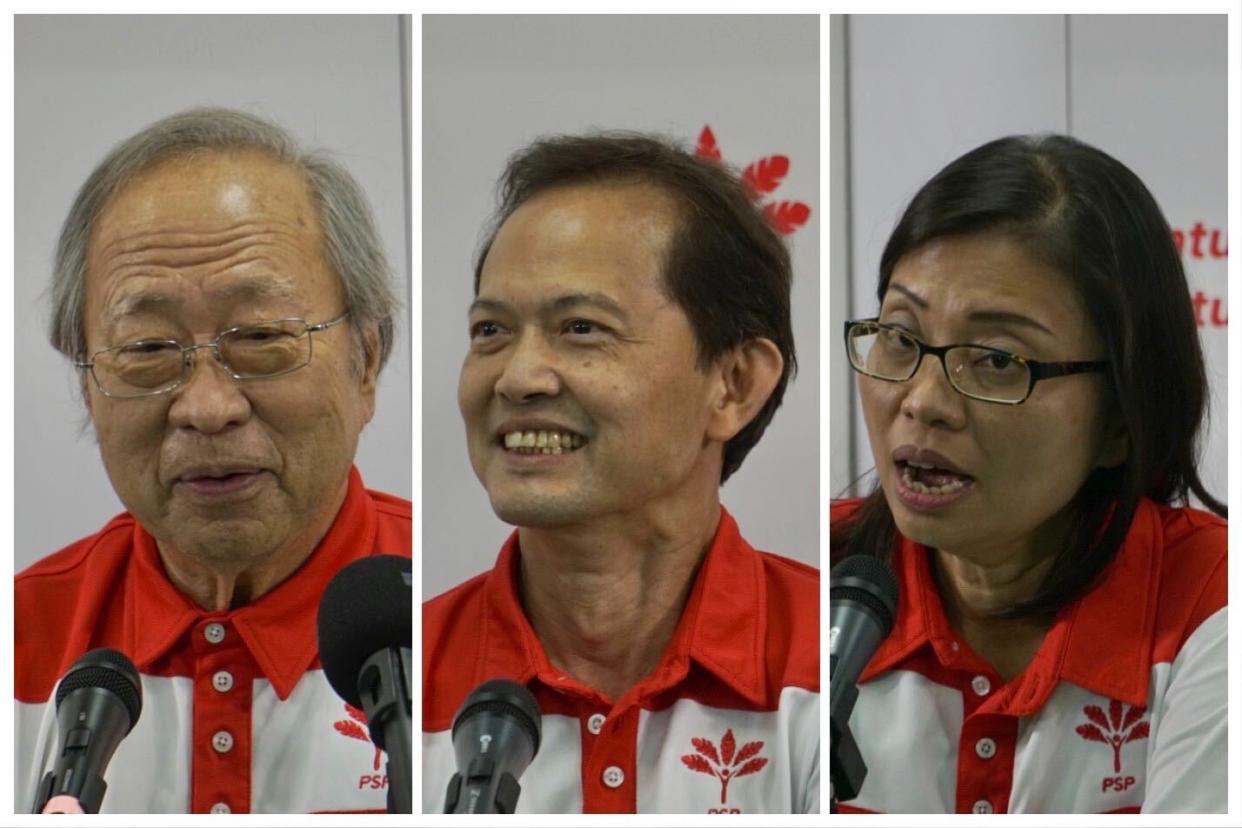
[487,491,592,529]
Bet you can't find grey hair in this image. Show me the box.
[49,106,397,371]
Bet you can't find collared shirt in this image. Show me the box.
[422,508,820,814]
[830,497,1226,814]
[15,467,412,814]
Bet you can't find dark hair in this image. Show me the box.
[832,134,1225,618]
[474,132,797,483]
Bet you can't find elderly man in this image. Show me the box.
[423,134,819,814]
[15,108,411,814]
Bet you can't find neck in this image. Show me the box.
[518,491,721,703]
[156,480,348,612]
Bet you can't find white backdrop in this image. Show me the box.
[831,14,1228,510]
[423,15,819,598]
[13,15,412,572]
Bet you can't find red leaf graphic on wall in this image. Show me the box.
[763,201,811,234]
[696,126,722,161]
[742,155,790,197]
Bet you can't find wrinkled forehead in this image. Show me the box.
[84,150,339,325]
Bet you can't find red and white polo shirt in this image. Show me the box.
[15,467,412,814]
[422,508,820,814]
[830,497,1226,813]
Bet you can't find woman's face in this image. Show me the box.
[858,233,1126,566]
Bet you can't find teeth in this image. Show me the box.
[502,429,585,454]
[901,464,969,495]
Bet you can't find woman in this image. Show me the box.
[831,134,1226,814]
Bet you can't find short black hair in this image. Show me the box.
[474,132,797,483]
[834,134,1225,618]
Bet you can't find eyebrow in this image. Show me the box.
[105,279,298,325]
[468,291,630,321]
[887,282,1055,337]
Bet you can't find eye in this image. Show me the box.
[974,351,1021,373]
[118,340,180,356]
[565,319,600,336]
[470,320,502,339]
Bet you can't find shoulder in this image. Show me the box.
[422,571,493,729]
[1149,501,1226,660]
[830,497,865,527]
[15,514,139,702]
[750,545,820,694]
[365,487,412,552]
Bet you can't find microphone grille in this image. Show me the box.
[55,648,143,731]
[830,555,899,632]
[452,679,542,756]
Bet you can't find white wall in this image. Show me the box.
[423,15,819,598]
[833,14,1227,508]
[14,15,412,571]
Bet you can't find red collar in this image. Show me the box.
[472,507,769,707]
[124,466,380,700]
[860,499,1162,711]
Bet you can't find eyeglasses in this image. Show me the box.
[75,313,350,399]
[844,318,1107,405]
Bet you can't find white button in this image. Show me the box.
[975,737,996,759]
[212,730,234,753]
[972,799,993,814]
[949,641,960,652]
[971,675,992,696]
[209,803,231,814]
[204,623,226,644]
[212,671,234,693]
[602,765,625,788]
[587,713,606,735]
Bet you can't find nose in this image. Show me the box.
[493,331,561,404]
[166,347,252,433]
[899,352,967,429]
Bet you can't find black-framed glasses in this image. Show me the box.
[75,313,350,399]
[844,318,1108,405]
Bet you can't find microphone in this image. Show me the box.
[317,554,413,814]
[443,679,542,814]
[828,555,898,809]
[33,648,143,814]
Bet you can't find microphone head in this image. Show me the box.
[452,679,542,758]
[54,648,143,733]
[317,554,412,708]
[830,555,899,635]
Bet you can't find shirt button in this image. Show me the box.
[212,730,234,753]
[602,765,625,788]
[212,671,234,693]
[587,713,606,735]
[971,675,992,696]
[972,799,993,814]
[203,623,226,644]
[209,803,231,814]
[975,737,996,759]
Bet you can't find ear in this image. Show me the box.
[705,337,784,443]
[1096,409,1129,469]
[356,323,383,425]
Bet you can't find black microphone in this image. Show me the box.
[317,554,413,814]
[828,555,898,808]
[443,679,542,814]
[33,648,143,814]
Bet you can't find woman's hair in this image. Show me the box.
[832,134,1225,618]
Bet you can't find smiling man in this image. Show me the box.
[423,134,819,814]
[15,108,411,814]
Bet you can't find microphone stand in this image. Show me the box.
[358,647,413,814]
[829,681,867,813]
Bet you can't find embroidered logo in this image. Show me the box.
[1076,699,1149,773]
[694,125,812,236]
[334,703,382,771]
[681,728,768,807]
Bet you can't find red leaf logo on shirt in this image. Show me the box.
[334,703,382,771]
[1075,700,1149,773]
[680,728,768,804]
[693,124,811,235]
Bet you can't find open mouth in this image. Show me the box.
[897,460,974,495]
[501,429,587,455]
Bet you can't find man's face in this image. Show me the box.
[83,149,378,567]
[458,182,723,528]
